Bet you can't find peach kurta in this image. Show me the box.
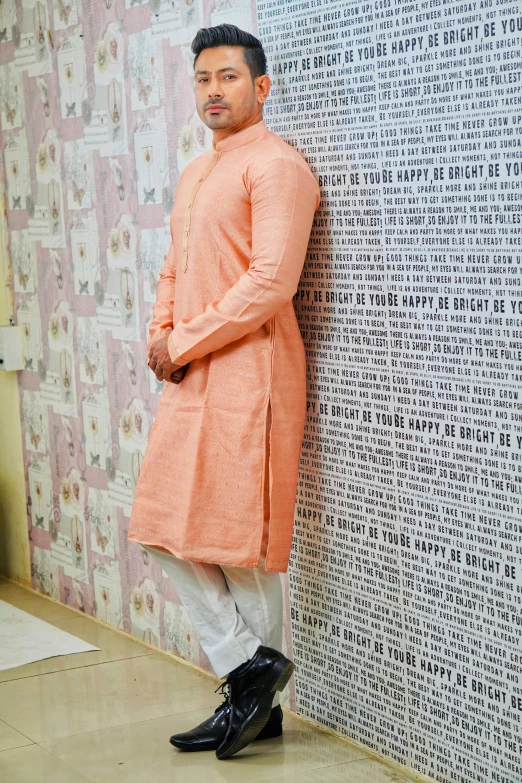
[127,120,319,573]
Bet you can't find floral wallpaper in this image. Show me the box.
[1,0,286,691]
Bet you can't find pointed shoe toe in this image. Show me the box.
[170,703,231,752]
[169,729,223,752]
[170,731,221,752]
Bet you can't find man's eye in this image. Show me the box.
[224,75,236,80]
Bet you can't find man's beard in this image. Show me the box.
[201,97,256,130]
[204,113,232,129]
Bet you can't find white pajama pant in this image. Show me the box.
[141,406,284,705]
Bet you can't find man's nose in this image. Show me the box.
[207,79,223,98]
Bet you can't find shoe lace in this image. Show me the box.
[213,659,251,713]
[213,680,232,714]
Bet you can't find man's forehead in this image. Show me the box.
[195,46,247,70]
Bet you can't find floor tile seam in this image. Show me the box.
[36,701,222,747]
[0,739,35,753]
[0,720,35,745]
[33,742,101,783]
[0,653,151,684]
[0,653,160,690]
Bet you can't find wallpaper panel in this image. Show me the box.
[3,0,259,675]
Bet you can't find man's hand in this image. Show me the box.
[148,328,188,384]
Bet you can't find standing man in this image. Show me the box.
[127,23,319,760]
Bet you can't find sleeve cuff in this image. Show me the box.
[167,331,189,367]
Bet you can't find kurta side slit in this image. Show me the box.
[259,397,272,568]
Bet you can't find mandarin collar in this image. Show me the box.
[213,120,268,153]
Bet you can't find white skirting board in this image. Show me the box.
[0,600,100,671]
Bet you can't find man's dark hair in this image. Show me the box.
[191,24,267,80]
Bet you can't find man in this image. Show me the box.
[127,23,319,759]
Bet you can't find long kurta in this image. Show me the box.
[127,119,320,573]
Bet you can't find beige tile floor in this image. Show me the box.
[0,577,428,783]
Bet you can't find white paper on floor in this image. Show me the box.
[0,600,101,670]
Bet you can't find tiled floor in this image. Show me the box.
[0,578,424,783]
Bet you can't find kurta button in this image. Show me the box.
[198,178,203,182]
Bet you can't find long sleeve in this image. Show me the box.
[147,233,176,352]
[167,156,319,366]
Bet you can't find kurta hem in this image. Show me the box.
[128,536,288,572]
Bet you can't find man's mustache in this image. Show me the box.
[204,100,230,110]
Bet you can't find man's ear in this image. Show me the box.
[256,74,271,105]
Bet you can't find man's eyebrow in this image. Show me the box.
[195,67,241,76]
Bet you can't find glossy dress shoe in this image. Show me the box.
[216,645,294,759]
[169,701,283,751]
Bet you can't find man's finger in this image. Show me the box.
[155,366,163,382]
[171,366,188,384]
[164,365,181,383]
[164,365,185,384]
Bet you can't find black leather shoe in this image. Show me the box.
[169,697,284,751]
[170,698,231,752]
[215,645,294,759]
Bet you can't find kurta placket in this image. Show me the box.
[181,151,221,274]
[127,120,320,573]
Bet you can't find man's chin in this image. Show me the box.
[203,112,233,130]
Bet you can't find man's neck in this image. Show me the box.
[212,113,264,146]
